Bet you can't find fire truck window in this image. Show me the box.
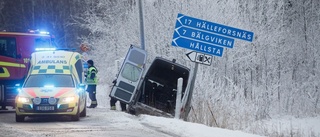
[0,37,17,58]
[35,38,51,48]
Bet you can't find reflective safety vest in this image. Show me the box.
[86,66,98,85]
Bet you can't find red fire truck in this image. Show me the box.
[0,30,55,110]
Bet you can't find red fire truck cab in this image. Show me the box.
[0,30,55,110]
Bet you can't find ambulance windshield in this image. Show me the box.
[24,74,74,88]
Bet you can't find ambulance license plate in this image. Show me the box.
[37,106,54,111]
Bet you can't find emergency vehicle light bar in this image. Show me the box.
[39,31,50,35]
[28,29,50,35]
[35,48,56,51]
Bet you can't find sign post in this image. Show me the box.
[171,13,254,120]
[175,78,183,119]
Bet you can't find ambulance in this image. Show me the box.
[15,50,87,122]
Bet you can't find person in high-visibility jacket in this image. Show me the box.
[86,60,98,108]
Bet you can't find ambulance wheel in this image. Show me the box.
[80,100,86,117]
[71,101,80,121]
[15,113,25,122]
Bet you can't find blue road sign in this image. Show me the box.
[176,13,254,42]
[172,36,224,57]
[175,26,234,48]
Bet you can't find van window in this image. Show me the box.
[121,63,141,82]
[0,37,17,58]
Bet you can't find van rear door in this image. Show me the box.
[110,45,147,103]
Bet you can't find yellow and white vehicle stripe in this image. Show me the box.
[0,61,26,77]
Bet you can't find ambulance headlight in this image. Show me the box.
[17,96,31,103]
[61,96,75,103]
[48,97,57,105]
[33,97,41,105]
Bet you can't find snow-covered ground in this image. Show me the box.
[248,115,320,137]
[138,115,262,137]
[0,84,319,137]
[91,84,320,137]
[0,84,262,137]
[86,84,263,137]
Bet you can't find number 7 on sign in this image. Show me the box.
[182,29,187,35]
[184,19,192,25]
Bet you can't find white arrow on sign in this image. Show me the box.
[186,51,212,66]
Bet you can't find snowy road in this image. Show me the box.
[0,85,263,137]
[0,108,178,137]
[0,84,177,137]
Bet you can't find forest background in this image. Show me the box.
[0,0,319,136]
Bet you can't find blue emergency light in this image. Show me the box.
[44,84,55,88]
[39,31,50,35]
[83,62,88,69]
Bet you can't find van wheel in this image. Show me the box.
[15,113,25,122]
[128,108,136,115]
[71,101,80,121]
[80,100,86,117]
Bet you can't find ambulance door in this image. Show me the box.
[110,45,147,104]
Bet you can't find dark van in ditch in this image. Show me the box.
[110,45,192,119]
